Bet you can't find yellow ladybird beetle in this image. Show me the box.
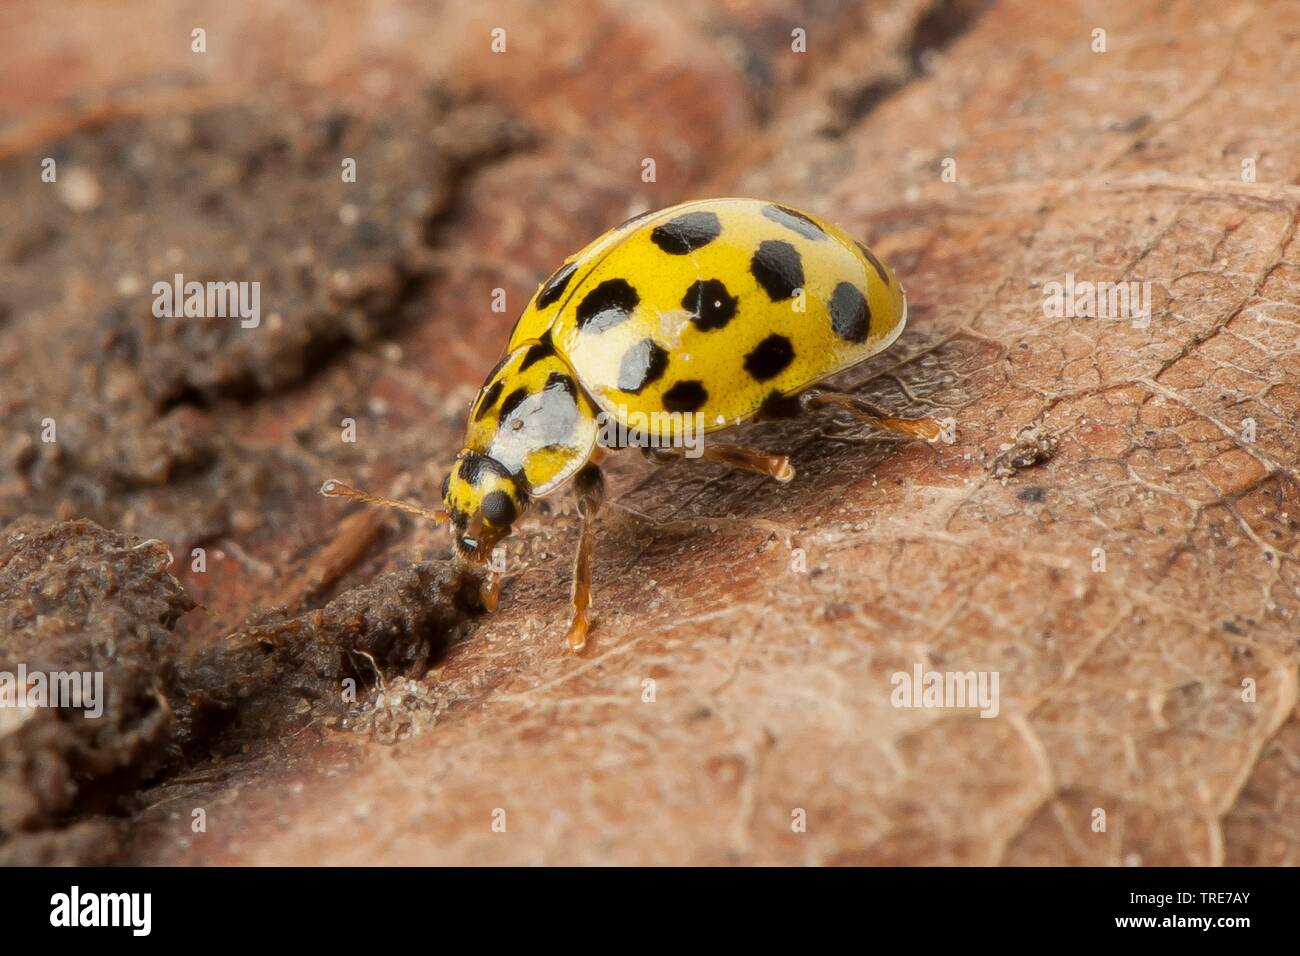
[322,197,950,653]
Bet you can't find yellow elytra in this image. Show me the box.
[323,198,948,653]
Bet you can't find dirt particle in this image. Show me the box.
[987,426,1059,479]
[55,168,102,213]
[345,676,448,744]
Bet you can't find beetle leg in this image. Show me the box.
[800,389,954,443]
[641,443,794,482]
[563,463,605,654]
[477,569,502,612]
[696,443,795,481]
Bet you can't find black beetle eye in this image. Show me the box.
[441,473,451,500]
[480,490,517,526]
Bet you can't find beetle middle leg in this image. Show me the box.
[563,463,605,654]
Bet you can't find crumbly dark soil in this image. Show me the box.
[172,557,483,763]
[0,515,482,864]
[0,519,190,862]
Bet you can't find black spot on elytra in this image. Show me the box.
[481,489,518,526]
[497,385,530,424]
[518,330,554,372]
[650,211,722,255]
[855,240,890,285]
[757,390,803,420]
[535,261,577,309]
[474,380,504,421]
[662,380,708,413]
[750,240,804,301]
[576,278,639,333]
[829,281,871,342]
[682,278,739,331]
[617,338,669,393]
[743,334,795,381]
[762,204,827,241]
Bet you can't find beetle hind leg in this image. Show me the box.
[640,443,794,482]
[799,389,955,443]
[698,444,794,481]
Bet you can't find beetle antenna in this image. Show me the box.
[320,479,448,524]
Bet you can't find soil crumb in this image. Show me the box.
[343,676,448,744]
[987,426,1059,479]
[172,558,481,758]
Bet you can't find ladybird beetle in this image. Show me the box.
[323,198,950,652]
